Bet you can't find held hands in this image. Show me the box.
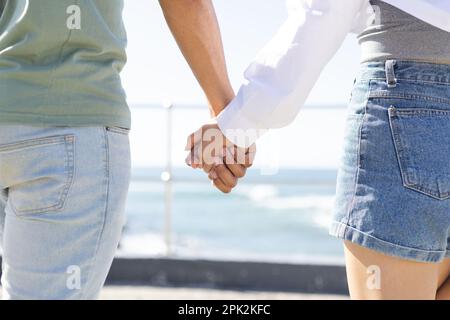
[185,121,256,193]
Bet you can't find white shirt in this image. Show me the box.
[216,0,450,148]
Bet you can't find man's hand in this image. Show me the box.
[160,0,256,191]
[186,122,256,193]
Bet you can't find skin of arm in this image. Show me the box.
[159,0,253,193]
[159,0,234,116]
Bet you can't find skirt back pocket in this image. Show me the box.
[388,106,450,200]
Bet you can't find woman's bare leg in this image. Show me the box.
[436,262,450,300]
[344,240,450,300]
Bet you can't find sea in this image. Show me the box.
[116,167,346,265]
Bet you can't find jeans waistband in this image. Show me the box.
[356,60,450,86]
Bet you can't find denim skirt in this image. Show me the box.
[329,60,450,263]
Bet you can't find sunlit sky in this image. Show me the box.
[120,0,364,170]
[121,0,362,106]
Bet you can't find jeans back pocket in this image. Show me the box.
[388,106,450,200]
[0,134,75,215]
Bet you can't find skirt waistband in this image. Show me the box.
[356,60,450,86]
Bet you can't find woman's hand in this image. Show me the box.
[185,122,256,193]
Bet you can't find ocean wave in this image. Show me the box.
[236,185,335,229]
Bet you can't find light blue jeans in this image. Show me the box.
[0,125,131,299]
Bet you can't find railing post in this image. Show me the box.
[161,101,173,256]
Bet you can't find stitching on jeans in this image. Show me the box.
[105,126,130,136]
[392,108,450,116]
[369,92,450,105]
[333,221,446,254]
[61,135,76,211]
[403,184,450,200]
[391,78,450,86]
[387,106,411,192]
[343,80,370,238]
[359,77,450,86]
[80,127,110,299]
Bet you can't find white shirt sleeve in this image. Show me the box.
[216,0,365,148]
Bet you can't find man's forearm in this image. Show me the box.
[159,0,234,116]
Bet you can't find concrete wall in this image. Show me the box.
[0,257,348,294]
[106,258,349,295]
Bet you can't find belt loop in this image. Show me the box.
[385,59,397,88]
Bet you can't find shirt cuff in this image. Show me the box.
[216,99,268,149]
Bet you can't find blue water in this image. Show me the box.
[117,167,345,264]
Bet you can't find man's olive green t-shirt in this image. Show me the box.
[0,0,130,129]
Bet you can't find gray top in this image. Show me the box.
[358,0,450,64]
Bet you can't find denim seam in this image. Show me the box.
[331,221,447,256]
[403,184,450,200]
[387,106,411,193]
[359,77,450,86]
[361,60,450,68]
[62,135,76,211]
[80,127,110,299]
[389,78,450,86]
[57,135,75,212]
[392,108,450,116]
[369,92,450,105]
[342,81,370,238]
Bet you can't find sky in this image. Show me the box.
[120,0,364,170]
